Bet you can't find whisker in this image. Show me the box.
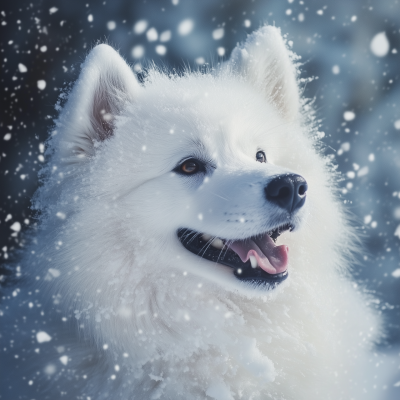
[198,235,217,257]
[183,230,202,245]
[209,192,230,201]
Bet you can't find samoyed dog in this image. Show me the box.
[0,26,391,399]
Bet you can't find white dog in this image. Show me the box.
[1,26,388,399]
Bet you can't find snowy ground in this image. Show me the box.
[0,0,399,347]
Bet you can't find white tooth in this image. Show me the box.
[202,234,212,242]
[249,255,257,269]
[211,238,224,249]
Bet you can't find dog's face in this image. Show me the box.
[107,75,310,291]
[38,27,341,325]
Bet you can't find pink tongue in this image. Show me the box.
[229,233,288,275]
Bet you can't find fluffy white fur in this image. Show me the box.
[0,26,388,399]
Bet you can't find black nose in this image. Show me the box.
[265,174,308,212]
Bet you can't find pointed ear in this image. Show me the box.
[57,44,140,163]
[227,26,300,121]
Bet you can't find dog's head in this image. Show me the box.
[27,28,374,394]
[37,27,344,303]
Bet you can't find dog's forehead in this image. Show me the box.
[142,73,268,120]
[126,73,284,158]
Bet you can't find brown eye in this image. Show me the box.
[181,160,199,174]
[256,151,266,163]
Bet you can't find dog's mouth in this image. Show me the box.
[177,224,293,286]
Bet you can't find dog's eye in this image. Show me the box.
[180,159,200,175]
[256,151,266,163]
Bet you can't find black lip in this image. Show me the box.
[177,228,289,287]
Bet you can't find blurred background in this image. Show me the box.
[0,0,399,346]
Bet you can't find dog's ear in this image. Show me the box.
[227,26,300,121]
[56,44,140,163]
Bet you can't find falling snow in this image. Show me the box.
[343,111,356,121]
[178,19,194,36]
[37,80,46,90]
[18,63,27,73]
[36,331,52,343]
[1,1,400,398]
[212,28,224,40]
[370,32,390,57]
[133,20,148,34]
